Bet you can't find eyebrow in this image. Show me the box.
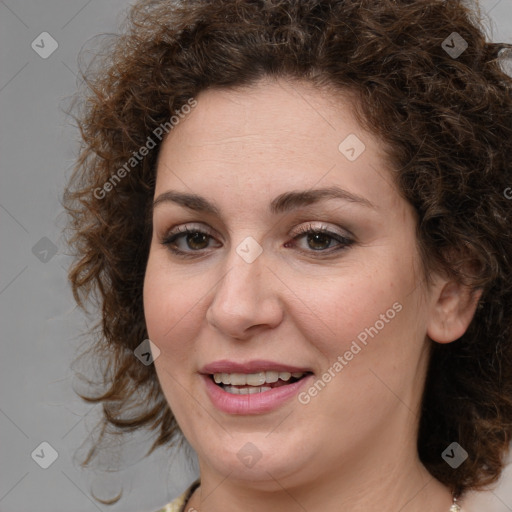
[152,185,376,216]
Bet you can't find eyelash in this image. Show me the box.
[160,223,354,259]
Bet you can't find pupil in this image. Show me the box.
[308,233,330,250]
[188,232,208,249]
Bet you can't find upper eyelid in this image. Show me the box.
[161,223,353,250]
[153,199,363,233]
[161,221,350,239]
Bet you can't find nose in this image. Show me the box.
[205,246,284,340]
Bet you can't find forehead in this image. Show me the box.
[154,78,404,216]
[161,79,368,159]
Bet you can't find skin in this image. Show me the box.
[143,77,480,512]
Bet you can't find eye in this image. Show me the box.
[286,223,354,254]
[160,224,220,257]
[160,222,354,258]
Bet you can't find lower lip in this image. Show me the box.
[202,374,313,415]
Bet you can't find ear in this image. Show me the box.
[426,277,483,344]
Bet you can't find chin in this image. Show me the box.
[196,431,317,487]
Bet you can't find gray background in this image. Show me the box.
[0,1,511,511]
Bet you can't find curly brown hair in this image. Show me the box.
[63,0,512,500]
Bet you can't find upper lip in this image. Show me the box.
[200,360,312,374]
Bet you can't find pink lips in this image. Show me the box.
[200,359,313,415]
[200,359,311,374]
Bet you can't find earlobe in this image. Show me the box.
[426,278,483,344]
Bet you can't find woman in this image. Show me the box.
[63,0,512,511]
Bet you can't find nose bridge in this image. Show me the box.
[215,243,266,312]
[206,239,283,337]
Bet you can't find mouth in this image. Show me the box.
[210,371,311,395]
[200,360,314,414]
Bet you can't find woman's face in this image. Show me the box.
[143,78,436,489]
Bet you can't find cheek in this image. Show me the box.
[290,258,415,359]
[292,266,427,439]
[143,253,197,356]
[143,260,168,342]
[294,270,401,340]
[143,256,199,414]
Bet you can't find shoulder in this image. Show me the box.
[154,480,200,512]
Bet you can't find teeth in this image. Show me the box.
[265,371,279,383]
[212,371,305,386]
[223,385,273,395]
